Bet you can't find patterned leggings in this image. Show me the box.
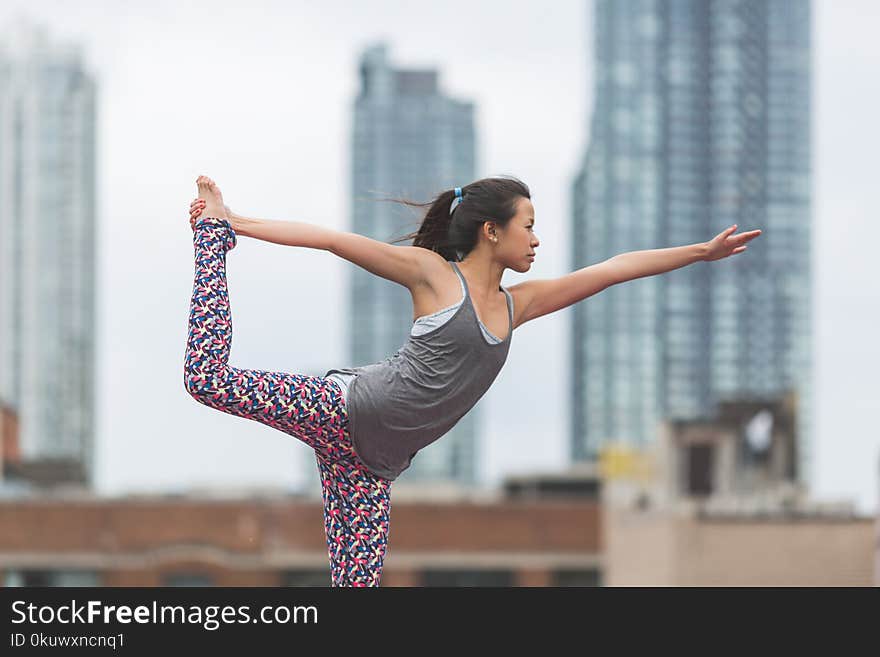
[183,216,391,587]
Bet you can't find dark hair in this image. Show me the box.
[386,176,531,261]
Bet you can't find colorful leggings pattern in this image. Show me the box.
[183,216,391,587]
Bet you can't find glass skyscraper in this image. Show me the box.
[0,23,98,485]
[347,44,478,485]
[571,1,812,484]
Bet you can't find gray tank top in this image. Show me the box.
[327,270,502,396]
[324,261,514,480]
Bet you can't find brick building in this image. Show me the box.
[0,470,602,587]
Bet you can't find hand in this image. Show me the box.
[703,224,762,262]
[189,198,233,230]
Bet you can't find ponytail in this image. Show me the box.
[387,176,530,261]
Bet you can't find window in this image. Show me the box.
[283,570,331,587]
[421,569,514,587]
[4,569,99,587]
[162,573,215,587]
[686,444,714,496]
[553,569,602,587]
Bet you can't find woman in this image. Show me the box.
[185,174,760,586]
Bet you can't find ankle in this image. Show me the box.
[194,217,237,251]
[194,216,229,230]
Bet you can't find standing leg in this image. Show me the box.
[315,427,392,587]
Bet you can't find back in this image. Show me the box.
[325,261,514,480]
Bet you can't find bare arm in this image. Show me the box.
[604,242,709,283]
[508,225,762,328]
[604,224,762,280]
[229,212,336,250]
[229,211,428,290]
[509,244,706,328]
[508,260,621,328]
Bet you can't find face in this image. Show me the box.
[492,196,540,272]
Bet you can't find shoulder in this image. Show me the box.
[412,248,456,292]
[503,283,532,330]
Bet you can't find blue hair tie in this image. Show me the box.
[449,187,464,215]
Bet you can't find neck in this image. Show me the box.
[457,251,505,298]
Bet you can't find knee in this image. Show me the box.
[183,367,224,402]
[184,373,209,401]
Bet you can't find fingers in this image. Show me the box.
[724,224,763,237]
[190,198,206,228]
[715,225,737,241]
[722,227,761,246]
[738,229,762,244]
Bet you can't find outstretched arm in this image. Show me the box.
[189,199,336,249]
[508,224,761,328]
[603,242,708,284]
[189,199,429,290]
[607,224,761,282]
[228,211,337,250]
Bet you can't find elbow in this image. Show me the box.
[326,230,345,255]
[602,256,630,287]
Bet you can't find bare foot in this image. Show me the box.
[193,175,236,252]
[190,197,233,230]
[196,175,228,222]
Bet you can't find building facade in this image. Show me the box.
[571,1,813,485]
[0,23,97,486]
[345,44,479,485]
[0,479,601,587]
[599,395,873,586]
[604,507,874,587]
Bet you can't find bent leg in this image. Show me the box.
[184,217,348,461]
[316,445,392,587]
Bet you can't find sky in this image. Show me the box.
[1,0,878,513]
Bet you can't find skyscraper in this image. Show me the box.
[347,44,478,485]
[0,23,97,486]
[571,1,812,485]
